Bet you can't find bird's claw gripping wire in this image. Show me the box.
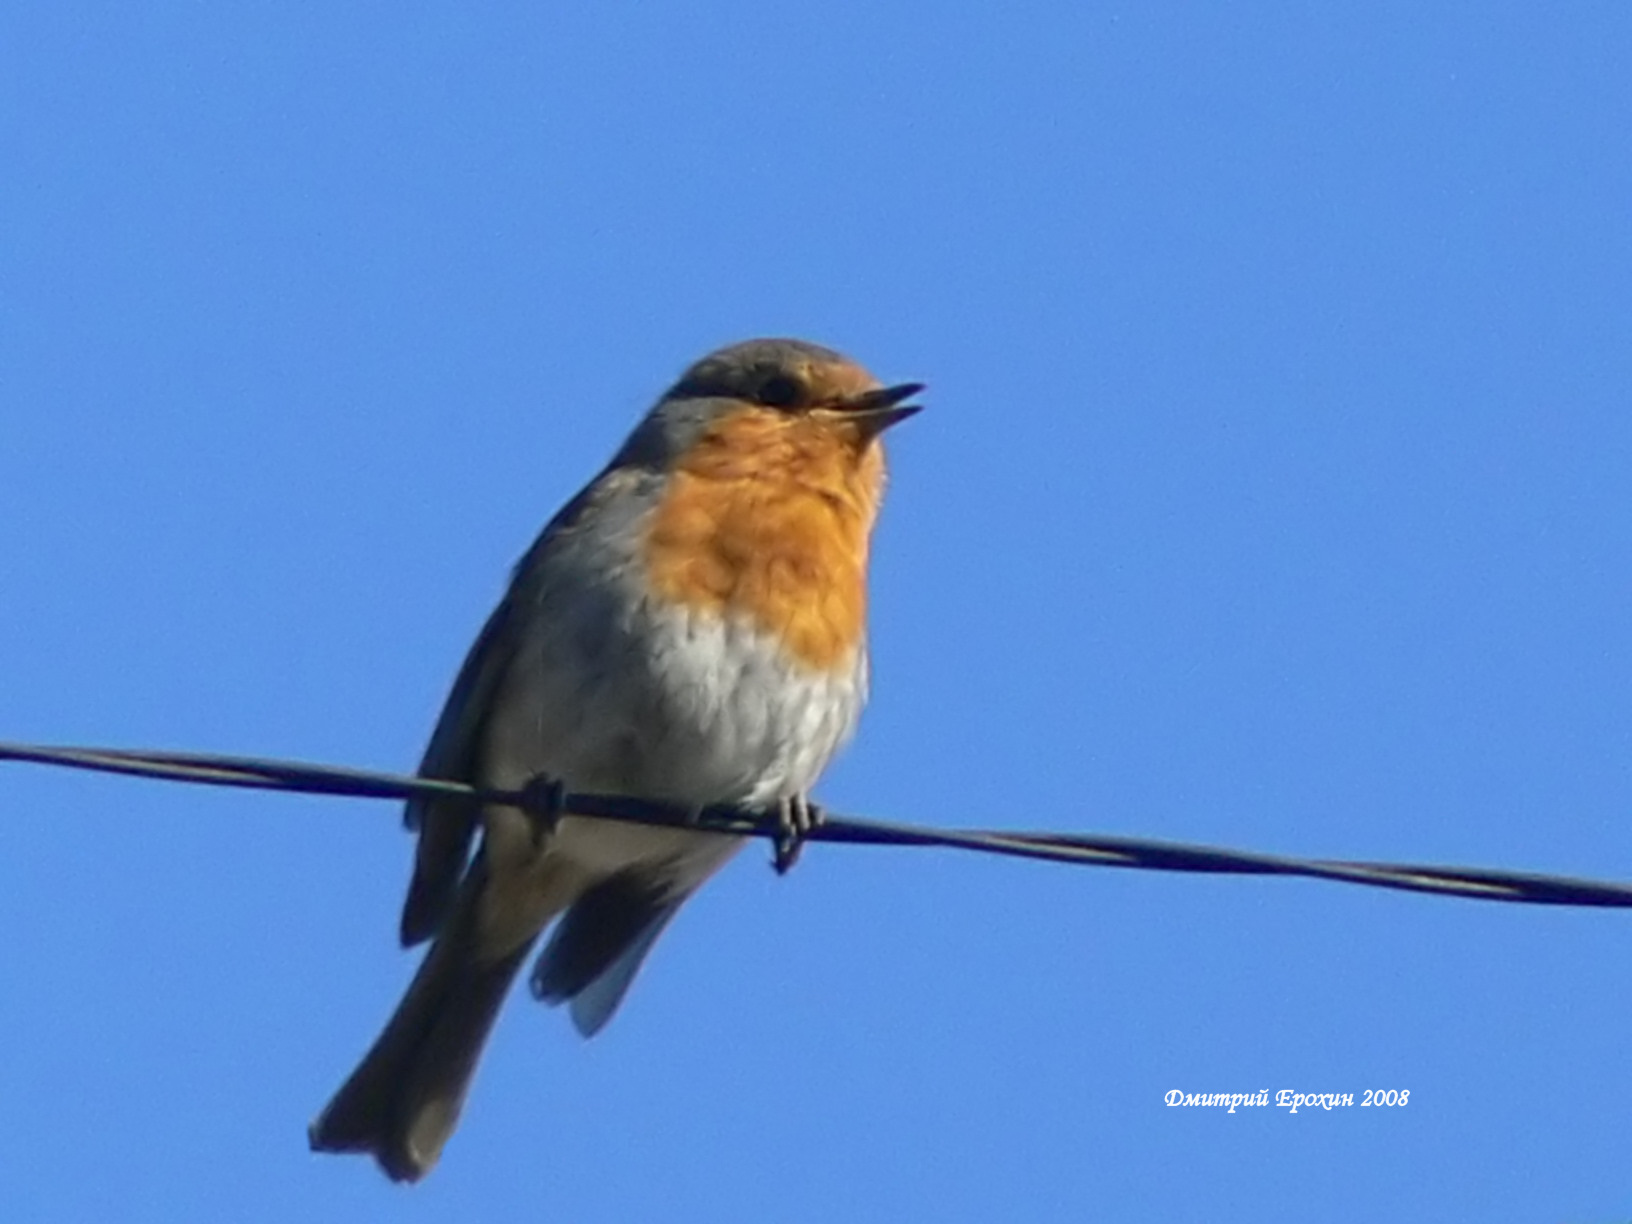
[518,773,567,847]
[772,794,824,875]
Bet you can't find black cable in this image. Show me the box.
[3,740,1629,908]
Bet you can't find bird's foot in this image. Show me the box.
[518,773,568,847]
[772,794,824,875]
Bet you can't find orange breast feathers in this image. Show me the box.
[643,407,888,672]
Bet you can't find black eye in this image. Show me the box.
[756,373,805,408]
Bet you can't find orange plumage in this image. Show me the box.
[643,402,887,672]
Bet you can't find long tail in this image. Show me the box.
[308,906,535,1182]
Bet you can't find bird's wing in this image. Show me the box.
[398,484,602,947]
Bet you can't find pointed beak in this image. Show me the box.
[828,382,926,435]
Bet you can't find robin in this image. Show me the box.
[308,338,923,1181]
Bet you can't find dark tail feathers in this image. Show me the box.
[308,932,532,1182]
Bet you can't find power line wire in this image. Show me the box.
[3,740,1629,908]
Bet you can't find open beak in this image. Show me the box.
[825,381,926,435]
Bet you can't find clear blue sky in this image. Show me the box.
[3,4,1629,1220]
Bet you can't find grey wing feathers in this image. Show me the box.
[398,486,603,948]
[398,594,521,946]
[568,913,680,1037]
[528,870,686,1037]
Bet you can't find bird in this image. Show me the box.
[307,337,923,1182]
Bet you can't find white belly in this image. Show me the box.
[480,582,867,877]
